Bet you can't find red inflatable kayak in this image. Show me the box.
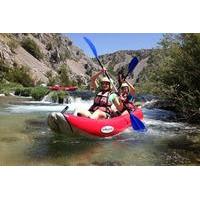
[48,85,78,91]
[48,108,144,138]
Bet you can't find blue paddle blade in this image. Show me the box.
[128,57,139,75]
[130,112,146,132]
[83,37,98,58]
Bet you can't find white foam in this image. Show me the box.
[5,97,93,114]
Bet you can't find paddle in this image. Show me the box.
[61,105,69,114]
[118,56,138,89]
[83,37,118,92]
[83,37,146,132]
[125,57,138,79]
[118,57,146,132]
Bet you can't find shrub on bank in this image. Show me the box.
[0,82,23,95]
[14,86,49,100]
[57,91,66,104]
[14,87,32,97]
[31,86,49,101]
[7,65,34,87]
[21,38,43,60]
[50,91,68,103]
[21,88,32,97]
[50,91,58,103]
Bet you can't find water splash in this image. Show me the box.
[5,97,93,114]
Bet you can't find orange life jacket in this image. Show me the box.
[89,91,112,114]
[112,94,135,117]
[122,96,135,111]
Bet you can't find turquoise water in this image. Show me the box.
[0,96,200,165]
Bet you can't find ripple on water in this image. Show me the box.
[0,97,200,165]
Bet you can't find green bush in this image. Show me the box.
[31,86,49,101]
[0,60,9,81]
[50,91,58,103]
[57,91,66,104]
[139,33,200,122]
[7,65,34,87]
[45,70,58,86]
[14,88,21,96]
[49,91,68,103]
[14,87,32,97]
[21,38,43,60]
[7,40,19,53]
[20,88,32,97]
[58,64,72,85]
[0,82,23,94]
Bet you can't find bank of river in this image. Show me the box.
[0,96,200,165]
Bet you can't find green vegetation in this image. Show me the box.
[50,91,58,103]
[7,39,19,53]
[14,86,48,100]
[0,60,35,87]
[50,91,68,103]
[45,70,58,86]
[57,64,72,86]
[107,65,117,76]
[0,60,9,82]
[7,65,34,87]
[31,86,49,101]
[21,38,43,60]
[0,82,23,95]
[60,49,71,61]
[137,33,200,123]
[57,91,66,103]
[14,87,32,97]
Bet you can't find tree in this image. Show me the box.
[58,64,71,86]
[139,33,200,122]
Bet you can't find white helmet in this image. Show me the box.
[121,82,130,91]
[101,77,113,89]
[101,77,110,83]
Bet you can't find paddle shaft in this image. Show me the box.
[117,57,138,90]
[61,105,69,114]
[96,57,118,92]
[83,37,146,131]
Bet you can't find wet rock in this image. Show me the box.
[160,151,191,165]
[92,160,123,166]
[25,119,47,133]
[0,137,19,143]
[25,119,46,127]
[143,99,176,111]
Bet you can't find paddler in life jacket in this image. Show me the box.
[77,68,123,119]
[115,80,136,116]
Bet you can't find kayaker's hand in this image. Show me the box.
[119,94,126,102]
[101,67,107,74]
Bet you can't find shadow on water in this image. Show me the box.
[24,117,105,165]
[161,132,200,165]
[23,115,200,166]
[24,118,141,165]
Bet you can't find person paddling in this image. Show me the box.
[113,80,136,116]
[77,68,123,119]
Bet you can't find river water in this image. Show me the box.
[0,96,200,166]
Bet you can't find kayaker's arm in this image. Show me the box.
[90,68,106,90]
[124,79,135,96]
[110,93,124,112]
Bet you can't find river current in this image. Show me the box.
[0,96,199,165]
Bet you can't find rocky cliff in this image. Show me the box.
[0,33,153,87]
[96,49,152,83]
[0,33,98,85]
